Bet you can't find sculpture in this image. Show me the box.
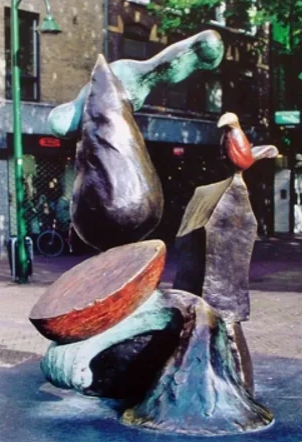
[217,112,278,170]
[48,29,224,139]
[30,31,279,437]
[173,112,278,394]
[70,55,164,251]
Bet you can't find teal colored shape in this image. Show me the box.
[48,29,224,139]
[41,290,174,392]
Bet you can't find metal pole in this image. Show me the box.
[42,0,51,15]
[11,0,29,283]
[289,133,296,234]
[103,0,109,59]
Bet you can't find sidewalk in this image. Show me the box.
[0,235,302,366]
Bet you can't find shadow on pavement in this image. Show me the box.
[0,354,301,442]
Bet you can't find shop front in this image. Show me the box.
[6,134,76,250]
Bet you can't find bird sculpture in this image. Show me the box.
[217,112,278,171]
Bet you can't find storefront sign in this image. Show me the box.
[274,111,301,125]
[173,147,185,156]
[39,137,61,148]
[6,133,76,156]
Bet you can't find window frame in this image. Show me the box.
[123,37,148,60]
[4,7,40,102]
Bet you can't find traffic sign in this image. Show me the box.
[274,111,301,125]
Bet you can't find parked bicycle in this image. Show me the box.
[36,218,66,257]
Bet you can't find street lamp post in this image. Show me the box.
[10,0,61,283]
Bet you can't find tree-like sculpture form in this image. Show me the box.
[30,31,278,436]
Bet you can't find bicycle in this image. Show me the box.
[36,219,65,257]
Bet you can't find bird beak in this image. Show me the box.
[217,112,239,128]
[217,114,232,128]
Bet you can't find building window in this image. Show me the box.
[5,7,40,101]
[205,78,223,113]
[122,23,167,108]
[122,23,150,60]
[237,73,258,118]
[123,38,147,60]
[166,82,188,110]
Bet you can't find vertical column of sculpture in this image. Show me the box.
[173,112,278,393]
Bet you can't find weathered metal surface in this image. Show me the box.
[88,330,181,399]
[202,174,257,321]
[42,290,273,435]
[40,288,273,435]
[48,30,224,139]
[225,322,254,395]
[173,176,232,295]
[71,55,164,251]
[174,174,257,322]
[29,240,166,343]
[40,290,178,392]
[121,290,273,435]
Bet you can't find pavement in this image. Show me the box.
[0,234,301,441]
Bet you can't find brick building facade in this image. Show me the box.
[0,0,104,102]
[0,0,104,254]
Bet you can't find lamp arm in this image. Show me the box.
[42,0,52,15]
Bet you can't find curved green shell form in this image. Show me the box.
[40,291,173,392]
[48,29,224,139]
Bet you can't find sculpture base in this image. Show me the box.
[0,355,301,442]
[39,290,272,435]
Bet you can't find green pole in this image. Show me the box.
[11,0,29,283]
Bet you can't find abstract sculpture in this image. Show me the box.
[30,30,278,436]
[71,55,164,251]
[48,29,224,139]
[217,112,278,170]
[49,29,224,252]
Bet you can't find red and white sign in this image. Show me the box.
[173,147,185,157]
[39,137,61,148]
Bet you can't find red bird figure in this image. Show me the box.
[217,112,278,171]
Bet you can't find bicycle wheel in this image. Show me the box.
[37,230,65,257]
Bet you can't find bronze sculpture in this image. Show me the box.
[217,112,278,170]
[48,29,224,139]
[30,30,278,436]
[48,29,224,251]
[70,55,164,251]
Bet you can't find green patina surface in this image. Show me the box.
[48,29,224,139]
[41,290,174,392]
